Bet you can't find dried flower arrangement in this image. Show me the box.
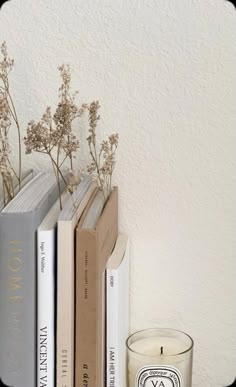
[24,65,85,209]
[84,100,119,203]
[0,42,22,206]
[0,42,118,206]
[0,42,119,209]
[24,65,118,208]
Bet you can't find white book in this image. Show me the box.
[37,229,55,387]
[37,191,69,387]
[106,234,130,387]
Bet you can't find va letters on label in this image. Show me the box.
[141,379,176,387]
[137,367,182,387]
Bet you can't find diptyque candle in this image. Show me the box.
[126,328,194,387]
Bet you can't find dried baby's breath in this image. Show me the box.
[0,43,120,210]
[84,101,118,203]
[24,65,85,209]
[0,42,22,206]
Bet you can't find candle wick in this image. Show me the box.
[160,346,164,355]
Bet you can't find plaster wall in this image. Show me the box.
[1,1,236,386]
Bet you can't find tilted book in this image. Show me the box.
[106,234,130,387]
[0,173,60,387]
[75,187,118,387]
[0,169,33,211]
[56,178,96,387]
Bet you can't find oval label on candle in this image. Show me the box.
[136,365,183,387]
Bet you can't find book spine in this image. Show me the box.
[0,213,36,387]
[75,230,97,387]
[75,187,118,387]
[106,269,119,387]
[56,222,74,387]
[37,229,56,387]
[56,184,96,387]
[106,236,130,387]
[117,242,130,387]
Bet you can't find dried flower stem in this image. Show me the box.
[51,153,62,209]
[2,174,13,200]
[24,65,84,209]
[40,148,70,209]
[0,42,22,205]
[85,101,118,203]
[88,139,106,202]
[56,143,62,208]
[5,85,22,189]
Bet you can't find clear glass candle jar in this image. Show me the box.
[126,328,194,387]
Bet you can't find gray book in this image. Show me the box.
[0,173,60,387]
[0,169,34,211]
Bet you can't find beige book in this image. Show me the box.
[56,178,96,387]
[75,187,118,387]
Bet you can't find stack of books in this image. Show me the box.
[0,172,129,387]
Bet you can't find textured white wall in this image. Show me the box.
[1,1,236,386]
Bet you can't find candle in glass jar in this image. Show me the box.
[126,328,193,387]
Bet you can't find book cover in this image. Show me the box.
[106,234,130,387]
[0,173,60,387]
[37,227,56,387]
[56,179,96,387]
[75,187,118,387]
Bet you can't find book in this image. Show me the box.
[0,173,61,387]
[56,177,96,387]
[0,169,34,211]
[75,187,118,387]
[37,190,69,387]
[106,234,130,387]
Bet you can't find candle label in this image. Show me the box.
[136,365,183,387]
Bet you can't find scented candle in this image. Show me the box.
[126,328,194,387]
